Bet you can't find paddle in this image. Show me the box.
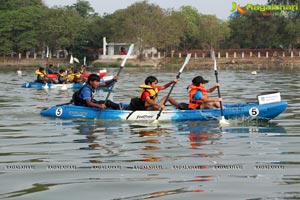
[153,53,191,123]
[104,43,134,104]
[74,57,80,64]
[43,83,48,90]
[42,46,50,91]
[46,46,49,59]
[70,55,74,64]
[211,50,229,127]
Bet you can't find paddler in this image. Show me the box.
[73,70,85,83]
[188,76,222,109]
[135,76,179,111]
[57,69,67,84]
[72,74,123,110]
[35,67,49,83]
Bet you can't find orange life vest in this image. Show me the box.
[188,85,208,109]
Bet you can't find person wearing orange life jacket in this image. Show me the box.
[188,76,222,109]
[140,76,179,111]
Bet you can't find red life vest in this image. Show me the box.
[188,85,208,109]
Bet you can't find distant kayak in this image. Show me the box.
[45,69,107,79]
[22,75,113,89]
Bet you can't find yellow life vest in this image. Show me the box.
[75,72,81,78]
[35,69,46,77]
[67,74,75,81]
[139,84,159,107]
[67,67,73,74]
[58,72,66,80]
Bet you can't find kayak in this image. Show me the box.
[40,101,288,122]
[45,69,107,79]
[22,75,113,89]
[22,82,84,89]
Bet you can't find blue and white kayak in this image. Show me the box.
[22,82,84,89]
[22,75,113,89]
[40,101,288,122]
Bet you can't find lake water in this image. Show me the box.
[0,66,299,200]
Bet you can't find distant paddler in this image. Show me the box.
[57,69,67,84]
[35,67,49,83]
[35,67,57,84]
[67,70,84,83]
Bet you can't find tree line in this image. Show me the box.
[1,0,299,61]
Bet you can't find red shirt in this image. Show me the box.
[141,86,162,102]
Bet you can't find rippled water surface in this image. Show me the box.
[0,66,299,200]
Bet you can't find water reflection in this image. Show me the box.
[185,122,222,149]
[74,122,172,163]
[74,122,121,158]
[176,122,224,161]
[0,183,58,199]
[1,68,299,199]
[71,120,290,166]
[130,126,169,162]
[116,187,204,200]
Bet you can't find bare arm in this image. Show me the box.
[145,96,158,107]
[145,96,164,110]
[86,99,106,109]
[207,83,220,93]
[161,79,178,90]
[99,76,118,87]
[202,96,222,102]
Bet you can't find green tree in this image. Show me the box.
[198,14,230,49]
[0,10,14,54]
[104,1,169,57]
[228,11,284,48]
[38,7,85,54]
[157,10,185,53]
[69,0,95,18]
[14,6,44,53]
[0,0,45,55]
[285,18,300,49]
[86,15,114,49]
[228,15,250,48]
[175,6,201,50]
[83,1,185,56]
[0,0,44,10]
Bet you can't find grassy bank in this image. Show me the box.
[2,57,300,71]
[93,57,300,71]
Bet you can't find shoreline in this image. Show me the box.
[111,57,300,70]
[1,57,300,70]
